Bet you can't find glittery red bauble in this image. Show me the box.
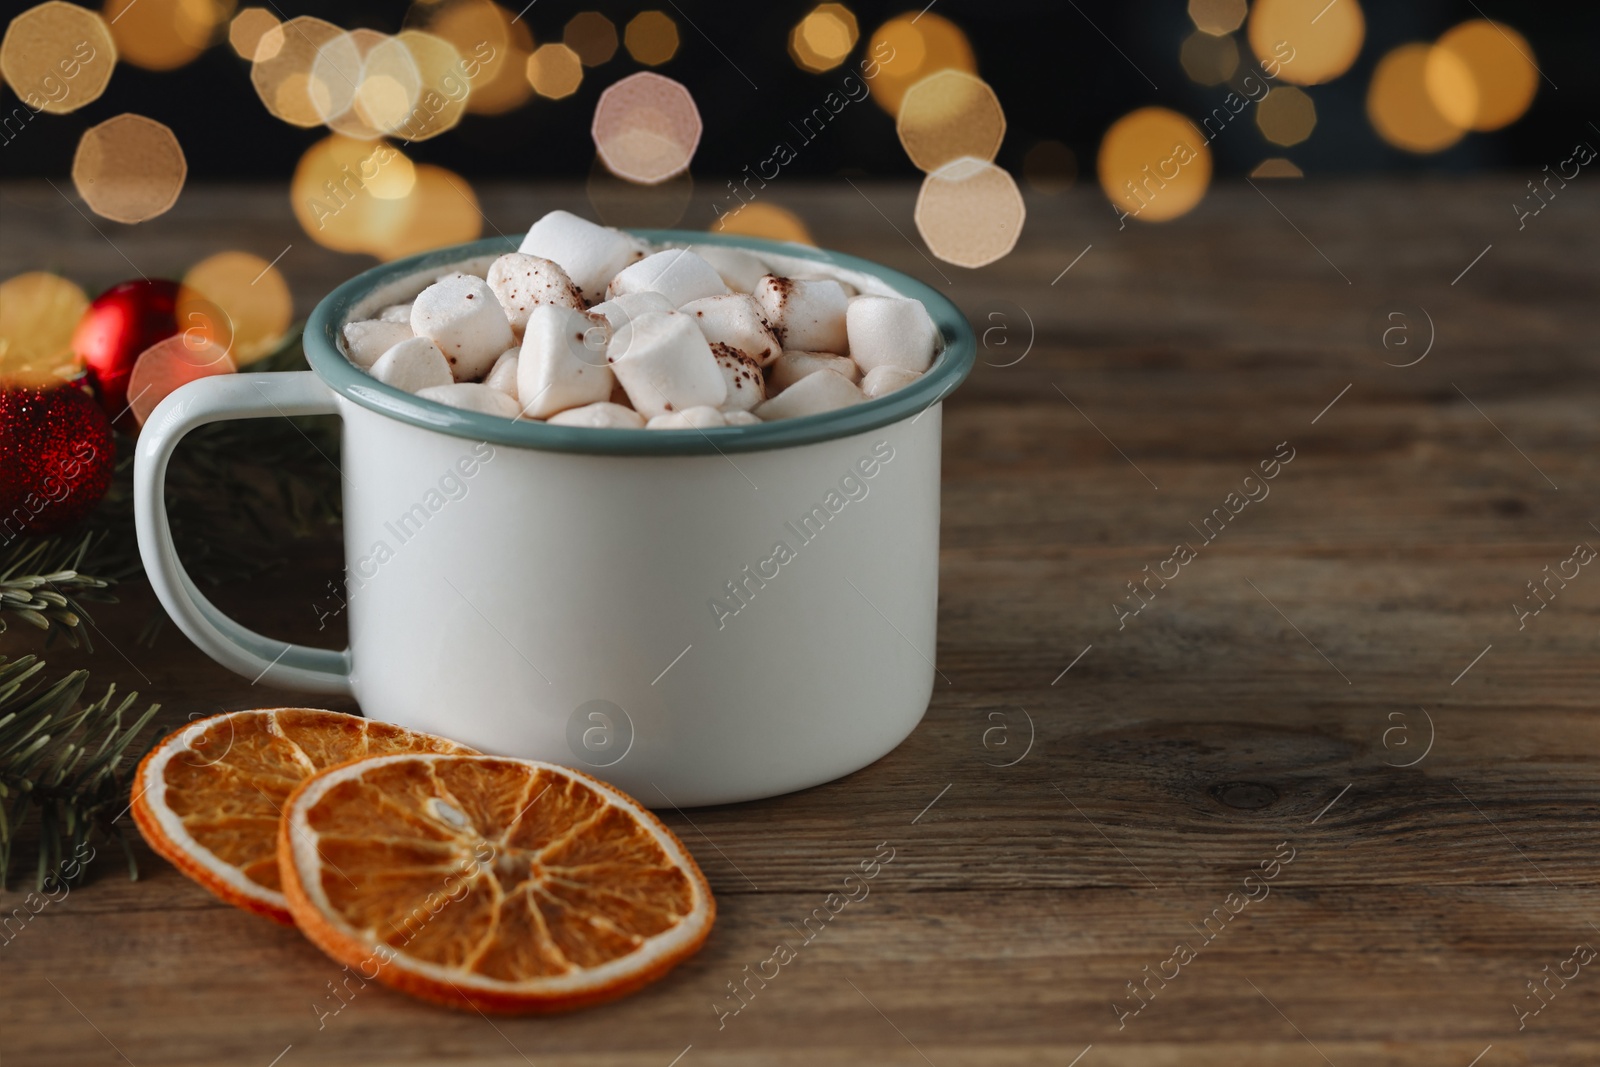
[0,377,116,537]
[73,279,180,422]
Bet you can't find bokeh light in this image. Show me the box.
[102,0,233,72]
[789,4,859,74]
[1097,107,1212,223]
[712,202,814,246]
[624,11,678,66]
[0,2,116,115]
[592,71,701,185]
[1248,0,1365,86]
[1022,140,1076,194]
[897,70,1005,173]
[373,164,483,260]
[1189,0,1247,37]
[1427,20,1538,132]
[1251,157,1304,178]
[228,8,279,62]
[180,252,293,366]
[564,12,617,67]
[1368,43,1465,154]
[914,158,1025,268]
[128,333,236,427]
[527,43,582,99]
[72,114,188,223]
[412,0,532,115]
[0,272,90,386]
[1256,85,1316,145]
[393,30,471,142]
[249,15,343,127]
[1180,29,1239,86]
[866,12,975,116]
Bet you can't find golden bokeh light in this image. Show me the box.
[0,272,90,386]
[1180,28,1239,86]
[1097,107,1212,224]
[373,164,483,261]
[1367,43,1465,154]
[712,202,814,246]
[789,4,859,74]
[866,12,975,116]
[72,113,188,223]
[250,15,343,127]
[1248,0,1364,86]
[413,0,531,116]
[179,251,292,366]
[354,35,425,135]
[1189,0,1246,36]
[1427,20,1538,132]
[592,71,702,185]
[228,7,278,62]
[1022,140,1076,194]
[1256,85,1316,145]
[103,0,233,72]
[1251,157,1304,178]
[564,12,617,67]
[624,11,678,66]
[392,30,471,142]
[293,136,416,252]
[897,69,1005,173]
[527,42,582,99]
[914,159,1025,268]
[0,2,116,114]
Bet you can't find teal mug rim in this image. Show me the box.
[302,228,975,455]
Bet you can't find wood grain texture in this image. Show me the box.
[1,179,1596,1066]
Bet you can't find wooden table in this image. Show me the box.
[3,180,1597,1066]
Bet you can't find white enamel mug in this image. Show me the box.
[134,231,974,805]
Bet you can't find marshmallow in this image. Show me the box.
[416,383,522,418]
[547,401,647,429]
[517,304,614,418]
[846,295,937,375]
[687,244,769,293]
[607,249,729,307]
[753,275,849,354]
[793,269,859,297]
[517,210,647,302]
[587,290,674,334]
[369,337,453,394]
[769,350,859,393]
[680,293,780,366]
[722,409,762,426]
[343,319,413,369]
[608,310,727,418]
[861,365,922,399]
[486,253,585,330]
[710,343,765,412]
[378,303,412,324]
[647,406,726,430]
[754,368,863,420]
[483,348,519,400]
[410,274,515,382]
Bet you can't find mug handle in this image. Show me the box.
[134,371,354,696]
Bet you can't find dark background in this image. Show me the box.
[5,0,1599,184]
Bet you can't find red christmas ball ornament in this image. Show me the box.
[0,376,116,537]
[73,279,180,422]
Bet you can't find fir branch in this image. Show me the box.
[0,532,118,650]
[0,654,159,890]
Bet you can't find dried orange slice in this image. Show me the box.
[132,709,473,924]
[277,753,715,1013]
